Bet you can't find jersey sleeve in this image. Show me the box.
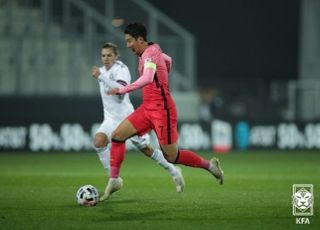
[117,67,155,94]
[117,48,158,94]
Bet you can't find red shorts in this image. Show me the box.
[127,105,179,145]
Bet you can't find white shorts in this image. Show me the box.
[95,116,150,150]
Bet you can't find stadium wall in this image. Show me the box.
[1,97,320,152]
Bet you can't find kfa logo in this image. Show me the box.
[292,184,313,225]
[296,217,310,225]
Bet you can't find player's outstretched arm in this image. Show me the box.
[116,65,156,94]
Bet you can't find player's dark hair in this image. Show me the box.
[102,42,119,56]
[124,22,147,41]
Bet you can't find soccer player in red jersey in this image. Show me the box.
[100,22,224,201]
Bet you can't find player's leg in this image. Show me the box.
[108,106,153,179]
[100,116,142,201]
[93,120,113,173]
[130,134,185,192]
[95,119,125,202]
[93,133,110,171]
[151,107,224,184]
[160,143,224,185]
[109,118,138,177]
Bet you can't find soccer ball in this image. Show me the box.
[76,185,99,207]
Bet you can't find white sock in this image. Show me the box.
[95,145,110,174]
[151,149,178,177]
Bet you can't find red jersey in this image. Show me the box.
[139,43,175,110]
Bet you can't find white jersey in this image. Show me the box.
[95,60,150,150]
[97,60,135,121]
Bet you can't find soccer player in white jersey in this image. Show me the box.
[91,43,185,199]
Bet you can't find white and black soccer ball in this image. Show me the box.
[76,185,99,207]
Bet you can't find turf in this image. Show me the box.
[0,151,319,230]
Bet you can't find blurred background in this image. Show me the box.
[1,0,320,152]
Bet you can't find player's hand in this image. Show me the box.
[91,66,100,79]
[107,88,120,95]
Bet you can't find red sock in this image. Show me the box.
[175,149,210,169]
[110,140,126,178]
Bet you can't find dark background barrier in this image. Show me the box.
[0,96,103,126]
[1,97,320,152]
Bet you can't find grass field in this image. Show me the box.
[0,150,319,230]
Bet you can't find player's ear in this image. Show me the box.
[137,36,144,44]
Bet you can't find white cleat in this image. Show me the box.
[209,157,224,185]
[99,177,123,202]
[172,166,185,193]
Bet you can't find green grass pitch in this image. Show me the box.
[0,150,319,230]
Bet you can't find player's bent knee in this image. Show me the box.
[160,144,179,163]
[111,130,126,142]
[94,133,108,148]
[94,139,106,149]
[162,153,176,163]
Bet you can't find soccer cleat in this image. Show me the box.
[99,177,123,202]
[208,157,224,185]
[172,166,185,193]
